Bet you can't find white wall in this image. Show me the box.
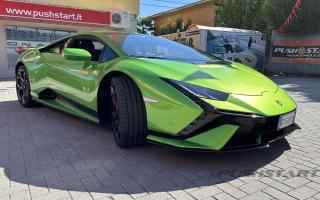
[128,14,138,33]
[0,21,14,79]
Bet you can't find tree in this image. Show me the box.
[137,18,154,35]
[185,19,193,30]
[159,27,169,35]
[215,0,266,32]
[157,17,193,35]
[167,21,175,34]
[262,0,320,34]
[216,0,320,35]
[215,0,320,47]
[175,17,184,32]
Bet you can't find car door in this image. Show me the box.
[35,38,69,94]
[45,36,105,112]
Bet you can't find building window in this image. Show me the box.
[5,26,74,69]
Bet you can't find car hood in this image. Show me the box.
[138,58,277,96]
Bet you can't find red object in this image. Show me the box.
[277,0,301,32]
[15,46,27,54]
[274,40,320,46]
[272,57,320,65]
[0,0,111,27]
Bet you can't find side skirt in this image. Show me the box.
[33,94,100,124]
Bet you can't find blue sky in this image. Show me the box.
[139,0,199,17]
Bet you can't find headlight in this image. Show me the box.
[165,79,229,101]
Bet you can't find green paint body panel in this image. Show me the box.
[203,87,297,116]
[147,125,238,150]
[16,32,297,150]
[62,48,92,61]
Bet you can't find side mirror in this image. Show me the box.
[62,48,91,61]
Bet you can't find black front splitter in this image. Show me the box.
[147,123,300,152]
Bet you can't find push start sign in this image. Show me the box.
[272,40,320,64]
[0,0,111,27]
[269,31,320,75]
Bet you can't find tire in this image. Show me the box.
[16,65,38,108]
[109,76,147,147]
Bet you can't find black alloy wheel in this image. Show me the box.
[16,65,37,107]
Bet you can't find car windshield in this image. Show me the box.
[104,33,221,62]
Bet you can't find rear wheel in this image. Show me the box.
[109,76,147,147]
[16,65,37,108]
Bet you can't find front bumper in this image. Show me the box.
[147,109,299,151]
[223,123,299,151]
[147,79,298,151]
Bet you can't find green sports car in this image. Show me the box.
[15,32,298,151]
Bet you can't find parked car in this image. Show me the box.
[16,32,298,151]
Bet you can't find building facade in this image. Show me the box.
[0,0,140,78]
[146,0,216,36]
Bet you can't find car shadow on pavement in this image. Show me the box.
[272,76,320,103]
[0,100,291,195]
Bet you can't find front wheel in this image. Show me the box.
[109,76,147,147]
[16,65,38,108]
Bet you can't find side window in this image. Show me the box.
[92,41,105,62]
[67,38,104,62]
[41,39,67,54]
[101,45,119,62]
[93,41,104,51]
